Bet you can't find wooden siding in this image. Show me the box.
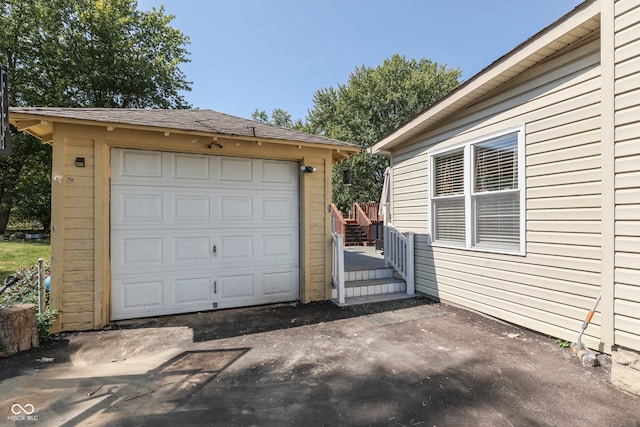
[60,138,95,331]
[614,0,640,352]
[49,124,336,331]
[392,36,604,348]
[302,155,331,302]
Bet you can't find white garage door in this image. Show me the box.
[110,148,300,320]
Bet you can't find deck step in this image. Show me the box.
[332,292,415,307]
[332,267,409,306]
[345,276,405,288]
[343,277,406,297]
[344,267,394,281]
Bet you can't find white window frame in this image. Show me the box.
[429,127,525,255]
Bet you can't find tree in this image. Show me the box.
[0,133,51,231]
[307,54,461,211]
[0,0,192,233]
[252,108,306,130]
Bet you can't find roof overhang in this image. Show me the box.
[9,108,360,162]
[11,115,54,143]
[371,0,600,154]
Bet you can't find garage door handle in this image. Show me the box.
[212,245,217,256]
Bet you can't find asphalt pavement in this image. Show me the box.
[1,297,639,426]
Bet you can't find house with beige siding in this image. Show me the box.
[9,108,358,330]
[371,0,640,395]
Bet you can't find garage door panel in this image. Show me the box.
[113,191,215,227]
[119,237,164,266]
[111,149,299,320]
[262,160,295,183]
[262,197,295,220]
[113,232,213,271]
[113,278,165,316]
[116,193,164,222]
[117,149,163,178]
[220,274,254,300]
[174,195,211,221]
[112,273,216,320]
[175,276,213,305]
[218,268,299,307]
[219,235,253,259]
[263,234,295,257]
[172,153,210,180]
[220,157,253,181]
[216,230,298,263]
[174,236,211,263]
[220,196,253,221]
[263,271,295,296]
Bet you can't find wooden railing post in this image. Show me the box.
[330,203,347,236]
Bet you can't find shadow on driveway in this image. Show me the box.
[112,297,435,342]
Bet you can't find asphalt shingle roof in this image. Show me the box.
[9,107,358,149]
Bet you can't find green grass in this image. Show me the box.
[0,240,51,283]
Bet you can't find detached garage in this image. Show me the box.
[9,108,358,331]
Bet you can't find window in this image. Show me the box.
[433,149,465,244]
[430,129,524,253]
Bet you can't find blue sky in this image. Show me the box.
[137,0,585,121]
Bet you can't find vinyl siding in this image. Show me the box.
[392,36,603,347]
[614,0,640,352]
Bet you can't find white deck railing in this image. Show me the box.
[332,232,346,304]
[332,203,415,303]
[383,203,415,295]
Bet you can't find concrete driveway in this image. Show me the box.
[1,297,639,426]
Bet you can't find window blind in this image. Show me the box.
[434,150,464,196]
[474,133,518,193]
[434,198,465,243]
[433,149,465,244]
[474,192,520,250]
[472,132,519,250]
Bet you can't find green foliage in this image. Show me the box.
[0,239,51,283]
[37,308,59,341]
[308,54,461,210]
[555,338,571,348]
[0,0,191,109]
[4,133,52,230]
[254,55,461,211]
[306,54,461,145]
[0,260,58,341]
[332,151,389,212]
[252,108,306,130]
[0,135,51,233]
[0,0,192,233]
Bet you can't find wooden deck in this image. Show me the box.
[344,245,385,271]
